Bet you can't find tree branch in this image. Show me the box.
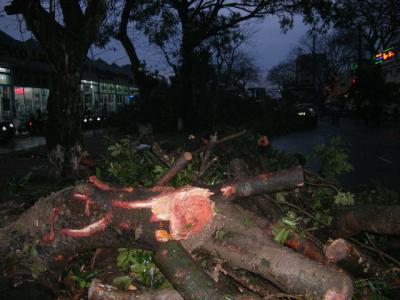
[116,0,147,95]
[333,205,400,238]
[155,152,193,186]
[154,241,241,299]
[89,279,183,300]
[59,0,84,30]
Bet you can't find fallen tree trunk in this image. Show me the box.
[333,205,400,238]
[200,224,353,300]
[0,166,354,299]
[154,241,241,299]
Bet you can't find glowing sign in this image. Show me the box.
[375,48,396,64]
[14,87,24,94]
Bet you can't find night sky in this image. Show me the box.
[0,0,309,85]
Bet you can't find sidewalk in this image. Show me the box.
[0,130,115,189]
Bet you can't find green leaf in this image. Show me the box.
[334,192,355,206]
[113,276,133,290]
[117,250,129,268]
[274,228,290,244]
[111,149,121,157]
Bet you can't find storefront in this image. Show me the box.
[0,66,12,121]
[0,30,138,122]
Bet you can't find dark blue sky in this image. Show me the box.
[0,1,309,84]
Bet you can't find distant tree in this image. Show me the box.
[297,29,356,75]
[5,0,108,178]
[134,0,299,130]
[331,0,400,56]
[267,61,296,91]
[210,27,259,92]
[229,52,260,92]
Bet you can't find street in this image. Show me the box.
[1,119,399,191]
[272,117,400,191]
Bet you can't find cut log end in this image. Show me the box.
[183,152,193,161]
[323,287,352,300]
[325,238,352,263]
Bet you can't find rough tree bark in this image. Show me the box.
[116,0,153,103]
[154,241,240,299]
[155,152,193,186]
[0,166,355,299]
[324,238,384,278]
[5,0,107,178]
[89,279,183,300]
[333,205,400,238]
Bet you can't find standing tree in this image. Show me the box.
[115,0,156,104]
[267,60,296,92]
[331,0,400,56]
[134,0,297,130]
[4,0,107,178]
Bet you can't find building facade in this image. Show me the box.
[0,31,138,122]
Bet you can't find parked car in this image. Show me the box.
[0,121,15,141]
[289,102,318,129]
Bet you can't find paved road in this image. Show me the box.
[272,117,400,191]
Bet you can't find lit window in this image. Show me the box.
[0,74,11,85]
[0,67,11,73]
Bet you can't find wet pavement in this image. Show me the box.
[0,130,107,188]
[0,130,100,154]
[0,134,45,154]
[272,117,400,191]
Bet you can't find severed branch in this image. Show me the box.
[216,166,304,201]
[324,238,384,278]
[191,250,280,297]
[155,152,193,186]
[201,230,353,300]
[154,241,244,299]
[278,230,327,264]
[194,129,247,154]
[219,264,282,297]
[194,130,246,182]
[152,142,174,166]
[89,279,183,300]
[333,205,400,238]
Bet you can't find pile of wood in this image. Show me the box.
[0,131,399,300]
